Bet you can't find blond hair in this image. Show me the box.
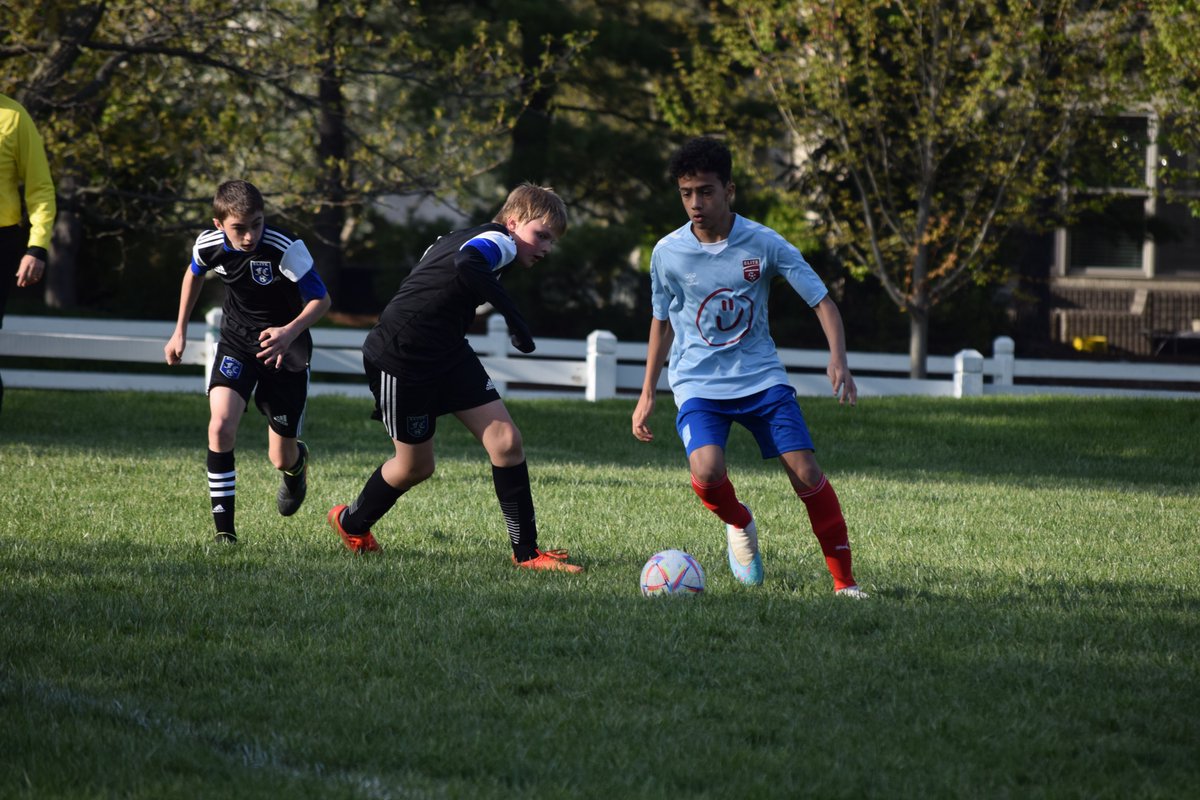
[494,183,568,237]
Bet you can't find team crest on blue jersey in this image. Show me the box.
[250,260,273,285]
[742,258,761,282]
[219,355,243,380]
[407,415,430,438]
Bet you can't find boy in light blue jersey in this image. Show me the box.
[632,137,866,597]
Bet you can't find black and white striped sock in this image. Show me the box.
[207,449,236,537]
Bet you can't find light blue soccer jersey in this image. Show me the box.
[650,214,828,406]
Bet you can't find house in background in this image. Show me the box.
[1049,113,1200,357]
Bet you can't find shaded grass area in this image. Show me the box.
[1,390,1198,798]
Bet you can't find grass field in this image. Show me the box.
[1,389,1198,798]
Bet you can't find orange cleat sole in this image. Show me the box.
[513,548,583,573]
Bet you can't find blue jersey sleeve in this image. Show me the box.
[461,230,517,271]
[297,268,328,303]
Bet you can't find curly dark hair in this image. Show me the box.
[667,136,733,185]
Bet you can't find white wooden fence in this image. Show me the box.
[2,310,1199,400]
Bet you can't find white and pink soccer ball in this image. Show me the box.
[639,549,706,597]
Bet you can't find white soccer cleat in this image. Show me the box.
[725,504,763,586]
[835,585,870,599]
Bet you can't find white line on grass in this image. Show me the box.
[9,675,442,799]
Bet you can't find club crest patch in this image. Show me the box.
[406,415,430,438]
[250,260,273,285]
[219,355,243,380]
[742,258,761,282]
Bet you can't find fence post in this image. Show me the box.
[992,336,1015,388]
[953,348,984,398]
[204,307,223,389]
[485,314,510,394]
[586,330,618,401]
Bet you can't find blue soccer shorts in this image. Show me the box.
[675,383,815,458]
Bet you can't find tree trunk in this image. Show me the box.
[18,7,105,312]
[908,304,929,379]
[44,172,79,310]
[312,0,348,309]
[506,15,559,188]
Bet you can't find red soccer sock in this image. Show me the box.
[691,474,753,529]
[797,475,857,590]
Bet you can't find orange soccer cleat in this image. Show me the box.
[327,504,380,554]
[512,548,584,573]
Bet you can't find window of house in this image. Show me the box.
[1155,201,1200,276]
[1156,121,1200,275]
[1073,116,1151,190]
[1059,114,1200,278]
[1068,197,1145,271]
[1160,119,1200,194]
[1063,115,1152,275]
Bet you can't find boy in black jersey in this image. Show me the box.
[165,180,331,543]
[327,183,582,572]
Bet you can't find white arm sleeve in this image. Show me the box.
[279,239,315,282]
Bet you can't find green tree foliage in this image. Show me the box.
[1144,0,1200,211]
[458,0,705,340]
[3,2,253,307]
[665,1,1140,375]
[0,1,578,314]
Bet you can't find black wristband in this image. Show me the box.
[25,246,48,262]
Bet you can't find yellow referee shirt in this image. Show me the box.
[0,93,55,253]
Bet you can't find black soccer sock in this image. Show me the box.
[343,465,405,535]
[493,461,538,561]
[281,442,307,491]
[207,449,236,535]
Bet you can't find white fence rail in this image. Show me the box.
[2,311,1199,400]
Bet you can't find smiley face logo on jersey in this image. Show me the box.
[695,287,754,347]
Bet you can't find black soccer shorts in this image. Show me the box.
[208,340,309,438]
[365,351,501,444]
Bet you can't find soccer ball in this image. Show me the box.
[639,549,706,597]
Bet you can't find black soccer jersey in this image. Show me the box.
[363,222,532,376]
[190,224,318,355]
